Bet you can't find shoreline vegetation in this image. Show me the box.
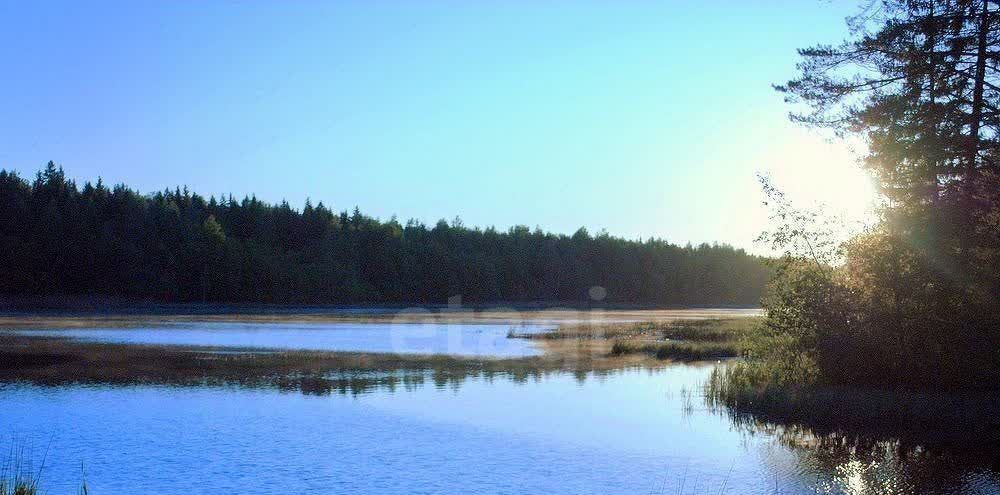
[706,364,1000,453]
[698,0,1000,468]
[3,311,1000,487]
[511,318,754,362]
[8,311,995,454]
[0,312,753,393]
[0,312,756,493]
[0,307,761,328]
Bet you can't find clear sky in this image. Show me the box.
[0,1,876,252]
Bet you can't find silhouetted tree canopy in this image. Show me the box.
[747,0,1000,390]
[777,0,1000,203]
[0,163,771,306]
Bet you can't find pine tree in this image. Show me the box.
[777,0,1000,203]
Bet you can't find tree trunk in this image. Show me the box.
[928,0,940,203]
[968,0,990,184]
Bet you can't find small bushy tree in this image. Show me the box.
[745,0,1000,391]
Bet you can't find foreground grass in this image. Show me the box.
[0,445,38,495]
[0,447,89,495]
[516,318,758,362]
[0,479,36,495]
[0,471,37,495]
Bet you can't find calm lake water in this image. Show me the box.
[8,322,548,356]
[2,322,999,494]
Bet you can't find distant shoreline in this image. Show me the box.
[0,306,761,328]
[0,296,760,317]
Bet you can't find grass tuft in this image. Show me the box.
[0,445,91,495]
[0,445,39,495]
[599,318,758,362]
[0,478,38,495]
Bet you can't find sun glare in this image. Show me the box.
[762,130,880,231]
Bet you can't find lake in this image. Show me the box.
[7,321,549,357]
[2,318,998,494]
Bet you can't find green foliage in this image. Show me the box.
[729,0,1000,394]
[0,163,772,306]
[776,0,1000,203]
[741,177,1000,390]
[517,318,756,342]
[611,340,739,361]
[740,261,835,386]
[659,318,754,342]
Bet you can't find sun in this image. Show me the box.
[762,129,880,231]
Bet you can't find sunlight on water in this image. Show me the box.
[2,360,998,494]
[2,323,999,494]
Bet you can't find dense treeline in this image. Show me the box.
[0,163,770,306]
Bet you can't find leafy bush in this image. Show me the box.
[738,172,1000,391]
[746,195,1000,390]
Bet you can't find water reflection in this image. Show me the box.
[709,393,1000,494]
[270,368,606,397]
[1,362,999,494]
[2,367,742,495]
[2,327,1000,494]
[0,331,633,391]
[6,321,546,357]
[770,432,1000,494]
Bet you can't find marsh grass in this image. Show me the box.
[510,318,755,342]
[77,466,88,495]
[0,330,661,396]
[0,473,37,495]
[569,318,760,362]
[0,478,37,495]
[0,316,750,394]
[0,444,40,495]
[0,312,758,394]
[610,340,738,361]
[0,445,92,495]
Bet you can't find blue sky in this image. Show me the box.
[0,1,874,252]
